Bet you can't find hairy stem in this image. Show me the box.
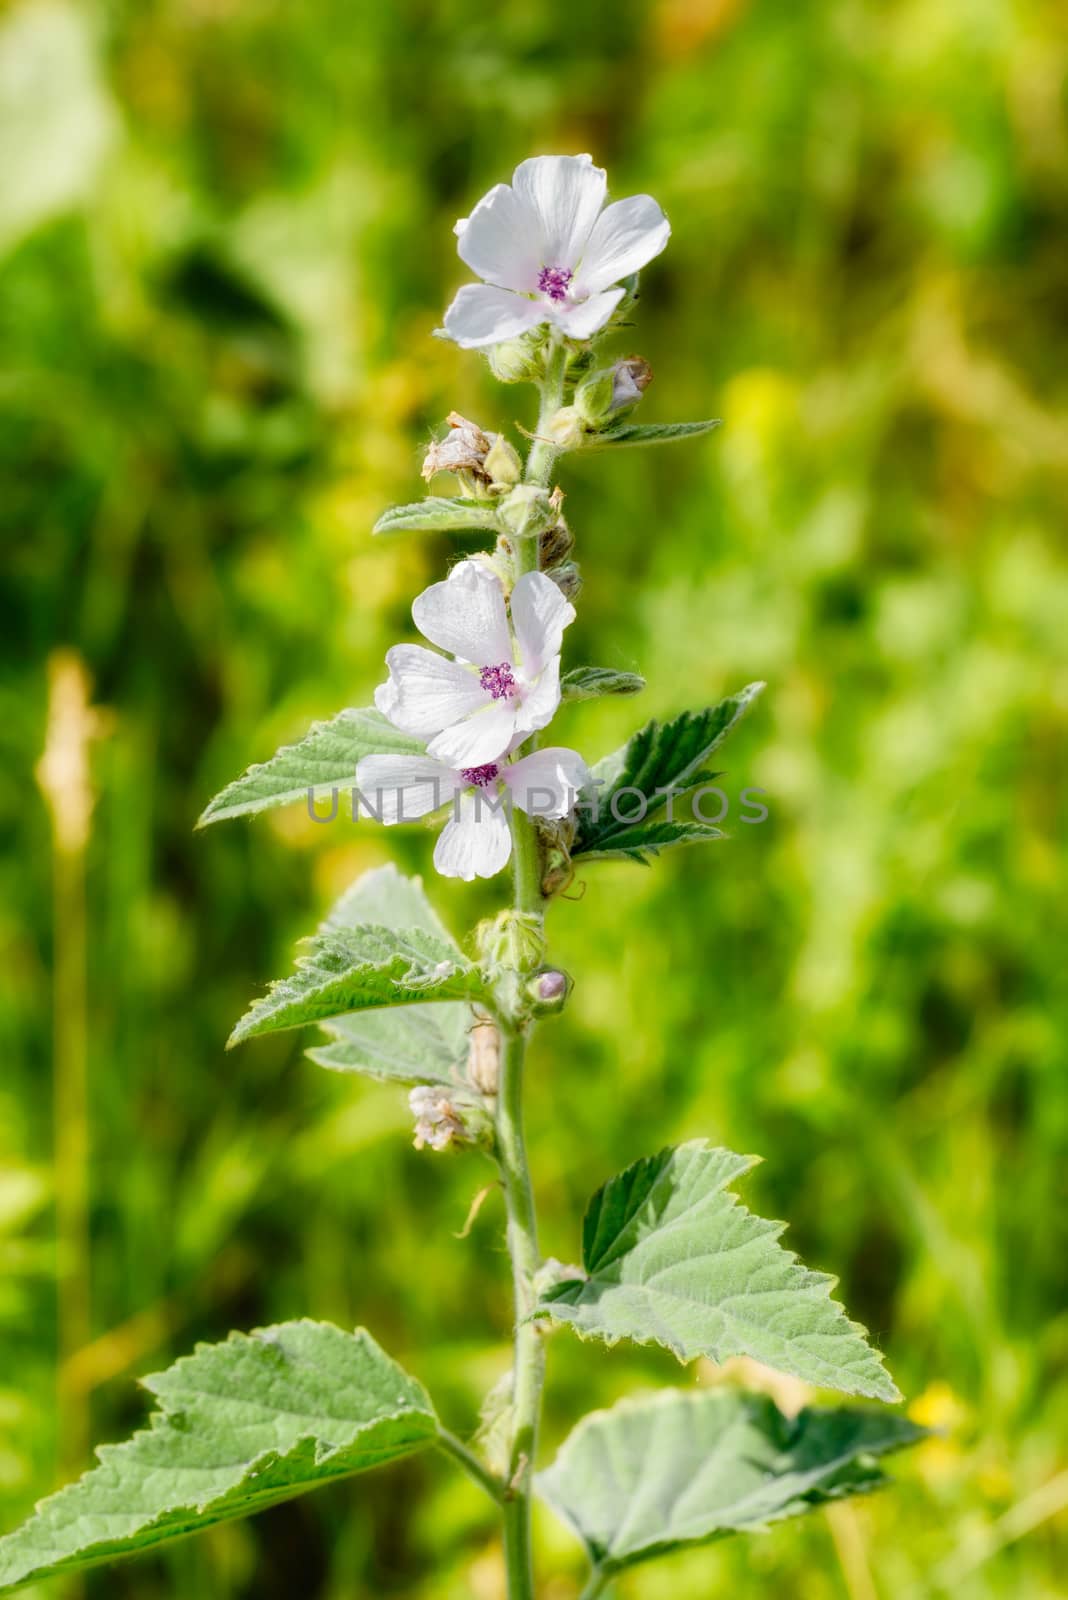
[435,1428,503,1503]
[495,338,571,1597]
[497,1023,544,1600]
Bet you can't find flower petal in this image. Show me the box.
[574,193,671,295]
[511,154,606,269]
[455,183,542,292]
[442,284,545,349]
[427,700,518,768]
[505,746,590,819]
[549,287,624,340]
[375,645,487,738]
[412,560,512,666]
[512,655,561,742]
[354,755,459,823]
[510,570,576,678]
[434,792,513,881]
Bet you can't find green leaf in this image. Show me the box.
[372,497,500,536]
[561,666,646,702]
[573,684,763,861]
[537,1388,926,1574]
[0,1321,437,1594]
[583,419,722,449]
[308,865,472,1084]
[229,924,484,1047]
[197,708,424,827]
[536,1142,900,1402]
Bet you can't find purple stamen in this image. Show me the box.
[479,662,518,700]
[460,763,500,789]
[537,265,573,303]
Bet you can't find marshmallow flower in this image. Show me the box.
[443,154,670,349]
[375,560,575,769]
[356,747,590,881]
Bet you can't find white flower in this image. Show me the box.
[443,154,670,349]
[355,747,590,881]
[375,559,575,769]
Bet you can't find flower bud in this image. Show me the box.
[483,433,522,490]
[549,561,582,602]
[467,1018,500,1096]
[487,332,545,384]
[543,405,586,451]
[527,967,571,1013]
[575,358,653,426]
[539,516,574,568]
[477,910,547,975]
[497,484,558,540]
[574,369,617,426]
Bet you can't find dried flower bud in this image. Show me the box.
[409,1086,465,1151]
[483,434,522,489]
[549,561,582,602]
[609,356,653,412]
[487,332,545,384]
[527,967,570,1013]
[543,404,585,450]
[467,1018,500,1096]
[421,411,493,493]
[497,484,558,540]
[539,516,574,568]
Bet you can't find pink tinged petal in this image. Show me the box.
[510,569,576,678]
[355,755,460,823]
[512,655,561,742]
[375,645,488,738]
[574,193,671,296]
[427,700,518,769]
[511,154,607,269]
[455,183,543,291]
[442,284,546,349]
[433,792,513,881]
[412,560,512,665]
[505,746,591,819]
[549,287,625,340]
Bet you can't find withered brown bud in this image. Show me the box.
[539,517,574,568]
[549,561,582,602]
[421,412,492,488]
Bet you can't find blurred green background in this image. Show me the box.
[2,0,1066,1595]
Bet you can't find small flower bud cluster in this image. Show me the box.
[408,1086,473,1152]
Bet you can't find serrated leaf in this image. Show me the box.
[573,684,763,862]
[372,498,501,536]
[197,708,424,826]
[583,419,722,449]
[229,924,484,1047]
[561,666,646,702]
[536,1143,900,1402]
[537,1388,926,1573]
[308,864,473,1083]
[0,1321,436,1593]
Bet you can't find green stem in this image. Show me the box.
[578,1570,612,1600]
[524,335,569,492]
[436,1428,503,1503]
[496,1023,543,1600]
[493,338,573,1598]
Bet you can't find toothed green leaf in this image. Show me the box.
[561,666,646,702]
[538,1388,926,1573]
[574,684,763,862]
[197,708,424,826]
[0,1322,436,1594]
[308,865,472,1084]
[584,419,722,449]
[536,1142,900,1402]
[372,497,500,535]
